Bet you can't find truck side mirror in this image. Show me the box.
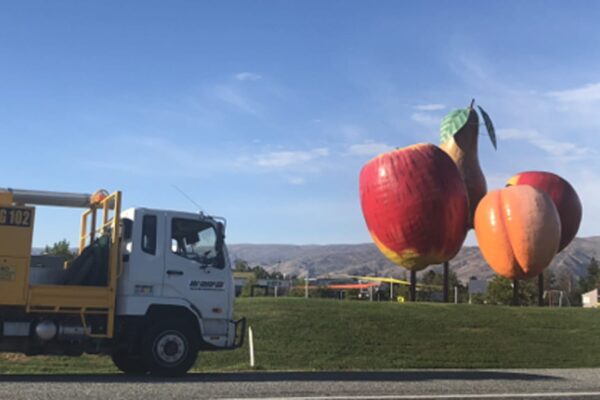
[216,222,225,239]
[215,222,225,269]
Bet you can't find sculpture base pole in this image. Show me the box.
[538,273,544,307]
[512,279,520,306]
[410,270,417,302]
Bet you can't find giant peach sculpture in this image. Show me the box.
[474,185,561,280]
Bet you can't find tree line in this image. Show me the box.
[43,239,600,306]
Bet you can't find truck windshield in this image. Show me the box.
[171,218,222,268]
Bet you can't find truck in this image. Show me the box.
[0,188,245,376]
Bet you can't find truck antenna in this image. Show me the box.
[171,184,204,214]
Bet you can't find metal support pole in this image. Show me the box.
[454,286,458,304]
[512,279,520,306]
[443,261,449,303]
[389,280,393,302]
[538,273,544,307]
[559,291,563,307]
[304,276,309,299]
[0,188,97,208]
[410,270,417,302]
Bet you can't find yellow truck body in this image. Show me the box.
[0,191,121,338]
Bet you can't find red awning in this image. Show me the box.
[327,282,380,290]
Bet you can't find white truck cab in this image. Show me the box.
[118,207,238,349]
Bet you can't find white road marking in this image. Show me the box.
[223,392,600,400]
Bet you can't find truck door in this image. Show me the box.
[117,209,166,310]
[162,214,232,336]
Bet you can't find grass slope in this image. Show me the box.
[1,297,600,374]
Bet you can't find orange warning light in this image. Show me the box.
[90,189,109,204]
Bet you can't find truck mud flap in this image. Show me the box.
[231,317,246,349]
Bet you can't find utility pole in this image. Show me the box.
[443,261,449,303]
[410,270,417,302]
[538,273,544,307]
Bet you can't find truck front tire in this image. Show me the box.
[111,350,148,375]
[143,321,199,377]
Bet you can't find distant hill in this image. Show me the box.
[34,237,599,284]
[229,237,600,283]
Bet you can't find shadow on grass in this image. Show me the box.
[0,370,563,383]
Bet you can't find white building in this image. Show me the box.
[582,289,599,308]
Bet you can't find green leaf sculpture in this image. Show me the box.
[477,105,497,150]
[440,109,469,145]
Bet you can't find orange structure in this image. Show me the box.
[474,186,561,280]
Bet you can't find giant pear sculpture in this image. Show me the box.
[440,100,496,227]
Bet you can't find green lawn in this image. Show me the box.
[1,297,600,374]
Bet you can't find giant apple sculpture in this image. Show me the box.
[440,100,497,227]
[474,185,561,280]
[507,171,581,252]
[359,143,469,271]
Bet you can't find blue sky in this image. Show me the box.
[1,1,600,246]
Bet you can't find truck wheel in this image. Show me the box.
[111,350,148,375]
[142,321,199,377]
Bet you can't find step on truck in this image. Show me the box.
[0,188,245,376]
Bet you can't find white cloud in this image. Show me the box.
[498,128,539,141]
[569,168,600,238]
[347,142,393,156]
[411,112,440,127]
[547,83,600,103]
[311,148,329,157]
[287,177,306,185]
[234,72,262,81]
[498,128,590,160]
[340,125,366,140]
[213,85,260,116]
[414,103,446,111]
[254,148,329,168]
[83,136,237,178]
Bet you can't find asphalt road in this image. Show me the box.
[0,369,599,400]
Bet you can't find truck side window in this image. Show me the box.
[171,218,223,268]
[142,215,157,255]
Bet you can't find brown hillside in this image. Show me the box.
[229,237,599,283]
